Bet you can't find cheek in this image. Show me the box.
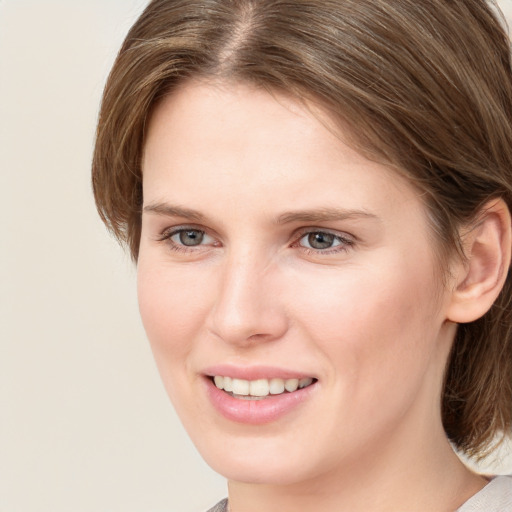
[290,255,441,383]
[296,268,433,334]
[288,263,443,451]
[136,259,220,428]
[136,259,211,374]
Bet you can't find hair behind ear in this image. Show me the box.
[443,198,512,459]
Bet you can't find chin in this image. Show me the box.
[207,453,312,485]
[189,426,331,485]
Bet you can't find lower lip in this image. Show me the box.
[204,378,317,425]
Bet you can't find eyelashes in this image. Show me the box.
[157,225,355,256]
[294,230,354,254]
[168,228,213,247]
[157,226,217,253]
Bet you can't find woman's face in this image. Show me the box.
[138,81,457,485]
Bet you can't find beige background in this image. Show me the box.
[1,1,511,511]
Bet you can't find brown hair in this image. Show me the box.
[92,0,512,459]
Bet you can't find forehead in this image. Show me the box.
[142,80,424,222]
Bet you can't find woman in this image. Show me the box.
[92,0,512,510]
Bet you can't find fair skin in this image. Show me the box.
[137,80,504,512]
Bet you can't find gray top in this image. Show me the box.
[456,475,512,512]
[206,498,228,512]
[206,475,512,512]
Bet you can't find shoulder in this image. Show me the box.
[457,475,512,512]
[205,498,228,512]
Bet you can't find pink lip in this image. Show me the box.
[203,364,315,381]
[203,374,318,425]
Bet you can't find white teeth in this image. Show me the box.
[223,376,233,392]
[299,377,313,389]
[212,376,315,397]
[269,378,285,395]
[231,378,249,395]
[285,378,299,392]
[249,379,270,397]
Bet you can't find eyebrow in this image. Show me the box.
[143,202,205,221]
[276,208,380,224]
[143,202,380,225]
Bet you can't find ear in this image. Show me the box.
[447,198,511,324]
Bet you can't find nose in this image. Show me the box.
[207,251,289,346]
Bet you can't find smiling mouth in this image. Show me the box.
[211,376,317,400]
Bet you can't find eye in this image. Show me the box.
[171,229,207,246]
[158,226,217,252]
[296,230,353,253]
[301,232,339,250]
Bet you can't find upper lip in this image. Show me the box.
[202,364,316,381]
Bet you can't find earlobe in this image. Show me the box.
[447,199,512,324]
